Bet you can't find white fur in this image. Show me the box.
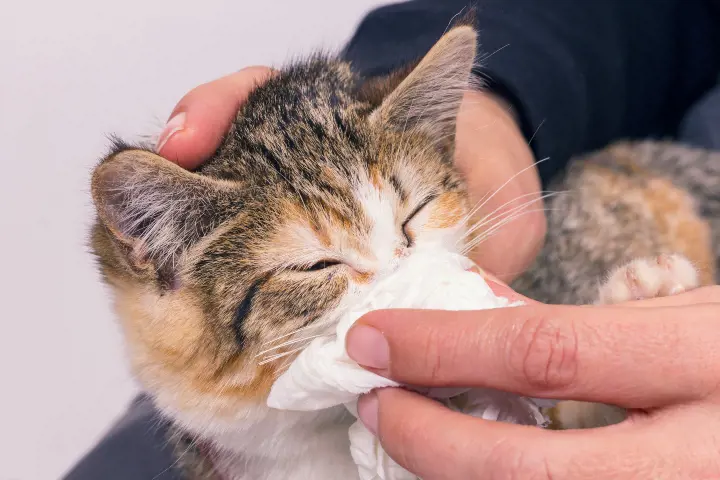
[353,181,404,275]
[160,396,357,479]
[597,254,699,304]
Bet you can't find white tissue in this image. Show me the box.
[267,251,553,480]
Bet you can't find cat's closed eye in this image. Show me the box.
[402,194,437,246]
[302,260,342,272]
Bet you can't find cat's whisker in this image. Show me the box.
[462,199,543,242]
[462,191,553,230]
[260,322,325,347]
[468,157,550,218]
[464,208,555,252]
[258,346,307,366]
[460,191,565,242]
[478,43,510,62]
[461,194,556,246]
[462,208,559,255]
[527,119,545,146]
[152,434,201,480]
[460,190,563,230]
[462,207,552,253]
[255,334,324,358]
[455,158,552,234]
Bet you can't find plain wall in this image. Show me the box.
[0,1,384,478]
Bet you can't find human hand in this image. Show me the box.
[156,69,543,282]
[346,286,720,479]
[154,66,275,169]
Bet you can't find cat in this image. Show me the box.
[89,19,719,480]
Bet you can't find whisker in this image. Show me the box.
[469,157,550,219]
[463,207,554,253]
[527,119,545,146]
[462,190,563,228]
[478,43,510,62]
[254,334,324,358]
[258,346,306,366]
[260,322,324,347]
[462,208,559,255]
[461,191,565,242]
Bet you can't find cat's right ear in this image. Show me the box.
[91,146,242,270]
[369,24,478,149]
[371,24,478,148]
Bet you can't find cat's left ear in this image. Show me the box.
[370,24,478,149]
[91,147,242,270]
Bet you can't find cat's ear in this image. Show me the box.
[370,24,478,147]
[91,147,241,269]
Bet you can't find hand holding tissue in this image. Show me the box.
[267,251,555,480]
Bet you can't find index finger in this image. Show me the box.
[348,288,720,408]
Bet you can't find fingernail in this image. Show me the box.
[346,324,389,370]
[155,112,186,153]
[357,391,379,435]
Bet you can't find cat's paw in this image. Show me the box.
[597,254,699,305]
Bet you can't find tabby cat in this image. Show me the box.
[90,20,719,479]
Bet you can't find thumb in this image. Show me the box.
[156,66,275,169]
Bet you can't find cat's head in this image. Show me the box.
[91,25,477,426]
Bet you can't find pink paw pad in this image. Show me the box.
[597,254,699,304]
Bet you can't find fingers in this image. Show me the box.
[613,286,720,308]
[156,66,275,169]
[347,288,720,408]
[361,387,680,480]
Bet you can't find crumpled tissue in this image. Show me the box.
[267,251,555,480]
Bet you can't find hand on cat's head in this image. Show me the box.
[155,66,276,169]
[154,65,545,282]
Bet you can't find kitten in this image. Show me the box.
[89,20,719,480]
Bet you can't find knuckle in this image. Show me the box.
[507,311,579,392]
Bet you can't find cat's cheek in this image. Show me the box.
[406,191,468,252]
[425,191,467,229]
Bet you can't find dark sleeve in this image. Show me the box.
[342,0,720,183]
[62,395,182,480]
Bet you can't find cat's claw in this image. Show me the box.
[597,254,699,305]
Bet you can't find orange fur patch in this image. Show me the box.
[640,177,715,285]
[111,276,280,415]
[426,192,466,229]
[585,163,715,285]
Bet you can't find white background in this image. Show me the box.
[0,1,385,478]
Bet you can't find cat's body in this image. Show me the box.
[89,21,718,480]
[515,140,719,306]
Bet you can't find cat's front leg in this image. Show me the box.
[547,254,701,430]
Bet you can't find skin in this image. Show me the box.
[157,66,720,478]
[346,285,720,479]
